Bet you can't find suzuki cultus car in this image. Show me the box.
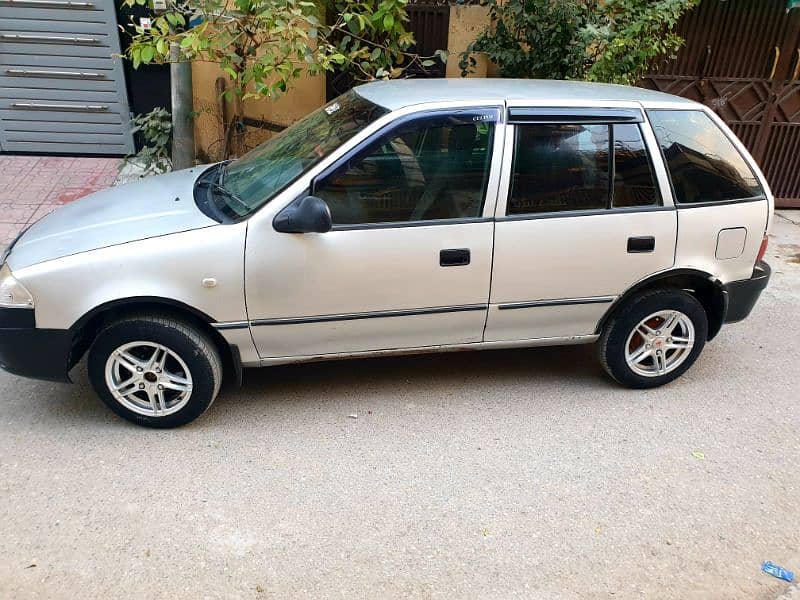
[0,80,772,427]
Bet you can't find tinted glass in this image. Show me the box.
[315,116,495,225]
[218,90,388,218]
[508,124,609,214]
[648,110,763,204]
[612,123,659,207]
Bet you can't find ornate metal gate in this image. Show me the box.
[640,0,800,207]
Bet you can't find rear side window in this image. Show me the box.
[647,110,763,204]
[508,123,659,215]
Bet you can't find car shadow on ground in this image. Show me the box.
[214,343,609,408]
[20,343,609,428]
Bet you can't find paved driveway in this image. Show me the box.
[1,214,799,599]
[0,155,120,245]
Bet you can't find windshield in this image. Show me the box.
[217,90,389,219]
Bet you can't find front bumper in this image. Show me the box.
[0,307,72,382]
[723,261,771,323]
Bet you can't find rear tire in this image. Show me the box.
[599,288,708,389]
[87,314,222,428]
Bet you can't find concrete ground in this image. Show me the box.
[1,211,799,599]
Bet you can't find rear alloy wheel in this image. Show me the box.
[624,310,695,378]
[599,289,708,388]
[88,315,222,428]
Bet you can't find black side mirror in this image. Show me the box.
[273,195,332,234]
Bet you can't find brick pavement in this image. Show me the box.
[0,155,121,244]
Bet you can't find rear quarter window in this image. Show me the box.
[647,109,763,204]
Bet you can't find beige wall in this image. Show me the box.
[445,5,492,78]
[190,6,492,159]
[191,62,326,161]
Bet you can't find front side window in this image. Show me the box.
[313,111,496,225]
[647,109,763,204]
[215,90,389,219]
[507,122,659,215]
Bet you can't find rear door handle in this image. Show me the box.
[627,236,655,253]
[440,248,470,267]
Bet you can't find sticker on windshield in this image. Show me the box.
[324,102,341,115]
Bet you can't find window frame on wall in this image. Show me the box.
[501,107,664,218]
[309,106,505,230]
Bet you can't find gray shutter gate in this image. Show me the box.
[0,0,135,155]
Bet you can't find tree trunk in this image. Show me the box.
[169,42,195,169]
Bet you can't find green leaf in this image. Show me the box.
[383,13,394,29]
[141,45,155,63]
[131,46,141,69]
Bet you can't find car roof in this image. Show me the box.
[355,78,697,111]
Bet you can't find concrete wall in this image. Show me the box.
[191,5,492,159]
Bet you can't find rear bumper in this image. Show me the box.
[0,308,72,383]
[723,261,771,323]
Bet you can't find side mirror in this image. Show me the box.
[273,195,332,234]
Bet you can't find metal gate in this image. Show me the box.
[640,0,800,207]
[0,0,134,155]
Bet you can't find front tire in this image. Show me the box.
[599,288,708,389]
[88,314,222,428]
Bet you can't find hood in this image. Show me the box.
[8,167,217,270]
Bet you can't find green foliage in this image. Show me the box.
[459,0,586,80]
[121,0,442,100]
[126,107,173,174]
[461,0,698,84]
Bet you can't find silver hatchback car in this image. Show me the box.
[0,80,772,427]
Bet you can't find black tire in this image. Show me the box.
[598,288,708,389]
[87,314,222,428]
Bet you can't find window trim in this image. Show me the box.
[673,195,766,209]
[645,108,765,206]
[331,216,494,231]
[507,107,644,124]
[501,121,663,218]
[308,106,503,230]
[496,205,674,222]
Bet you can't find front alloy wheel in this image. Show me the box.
[88,314,222,427]
[105,341,194,417]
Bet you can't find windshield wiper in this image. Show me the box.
[197,175,250,214]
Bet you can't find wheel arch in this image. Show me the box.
[67,296,241,384]
[596,269,727,341]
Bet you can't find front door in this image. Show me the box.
[245,107,504,359]
[485,108,678,342]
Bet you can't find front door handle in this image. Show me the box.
[440,248,470,267]
[627,236,655,253]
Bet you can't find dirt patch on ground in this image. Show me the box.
[777,244,800,264]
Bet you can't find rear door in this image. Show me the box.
[484,105,678,342]
[0,0,134,154]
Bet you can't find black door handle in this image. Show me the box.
[627,236,655,253]
[440,248,470,267]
